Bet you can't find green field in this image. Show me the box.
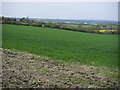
[0,24,2,47]
[81,25,96,28]
[63,24,95,28]
[2,24,118,68]
[63,24,79,27]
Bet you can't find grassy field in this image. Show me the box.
[63,24,79,27]
[2,24,118,68]
[0,24,2,48]
[63,24,96,28]
[81,25,96,28]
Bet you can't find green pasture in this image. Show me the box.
[2,24,118,68]
[63,24,96,28]
[63,24,79,27]
[81,25,96,28]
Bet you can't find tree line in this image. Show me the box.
[1,16,119,34]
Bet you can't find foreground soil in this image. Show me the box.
[2,49,119,88]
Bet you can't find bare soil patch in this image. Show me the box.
[2,49,119,88]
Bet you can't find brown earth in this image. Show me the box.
[1,49,119,88]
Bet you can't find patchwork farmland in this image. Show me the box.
[2,24,119,88]
[1,1,119,89]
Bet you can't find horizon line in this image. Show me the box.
[1,16,118,22]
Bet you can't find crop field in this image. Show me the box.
[63,24,96,28]
[81,25,96,28]
[2,24,118,68]
[0,24,2,47]
[63,24,79,27]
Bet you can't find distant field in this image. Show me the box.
[81,25,96,28]
[2,24,118,68]
[63,24,96,28]
[63,24,79,27]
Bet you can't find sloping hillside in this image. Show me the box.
[3,24,118,68]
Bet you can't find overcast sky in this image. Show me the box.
[2,2,118,21]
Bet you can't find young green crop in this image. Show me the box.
[2,24,118,68]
